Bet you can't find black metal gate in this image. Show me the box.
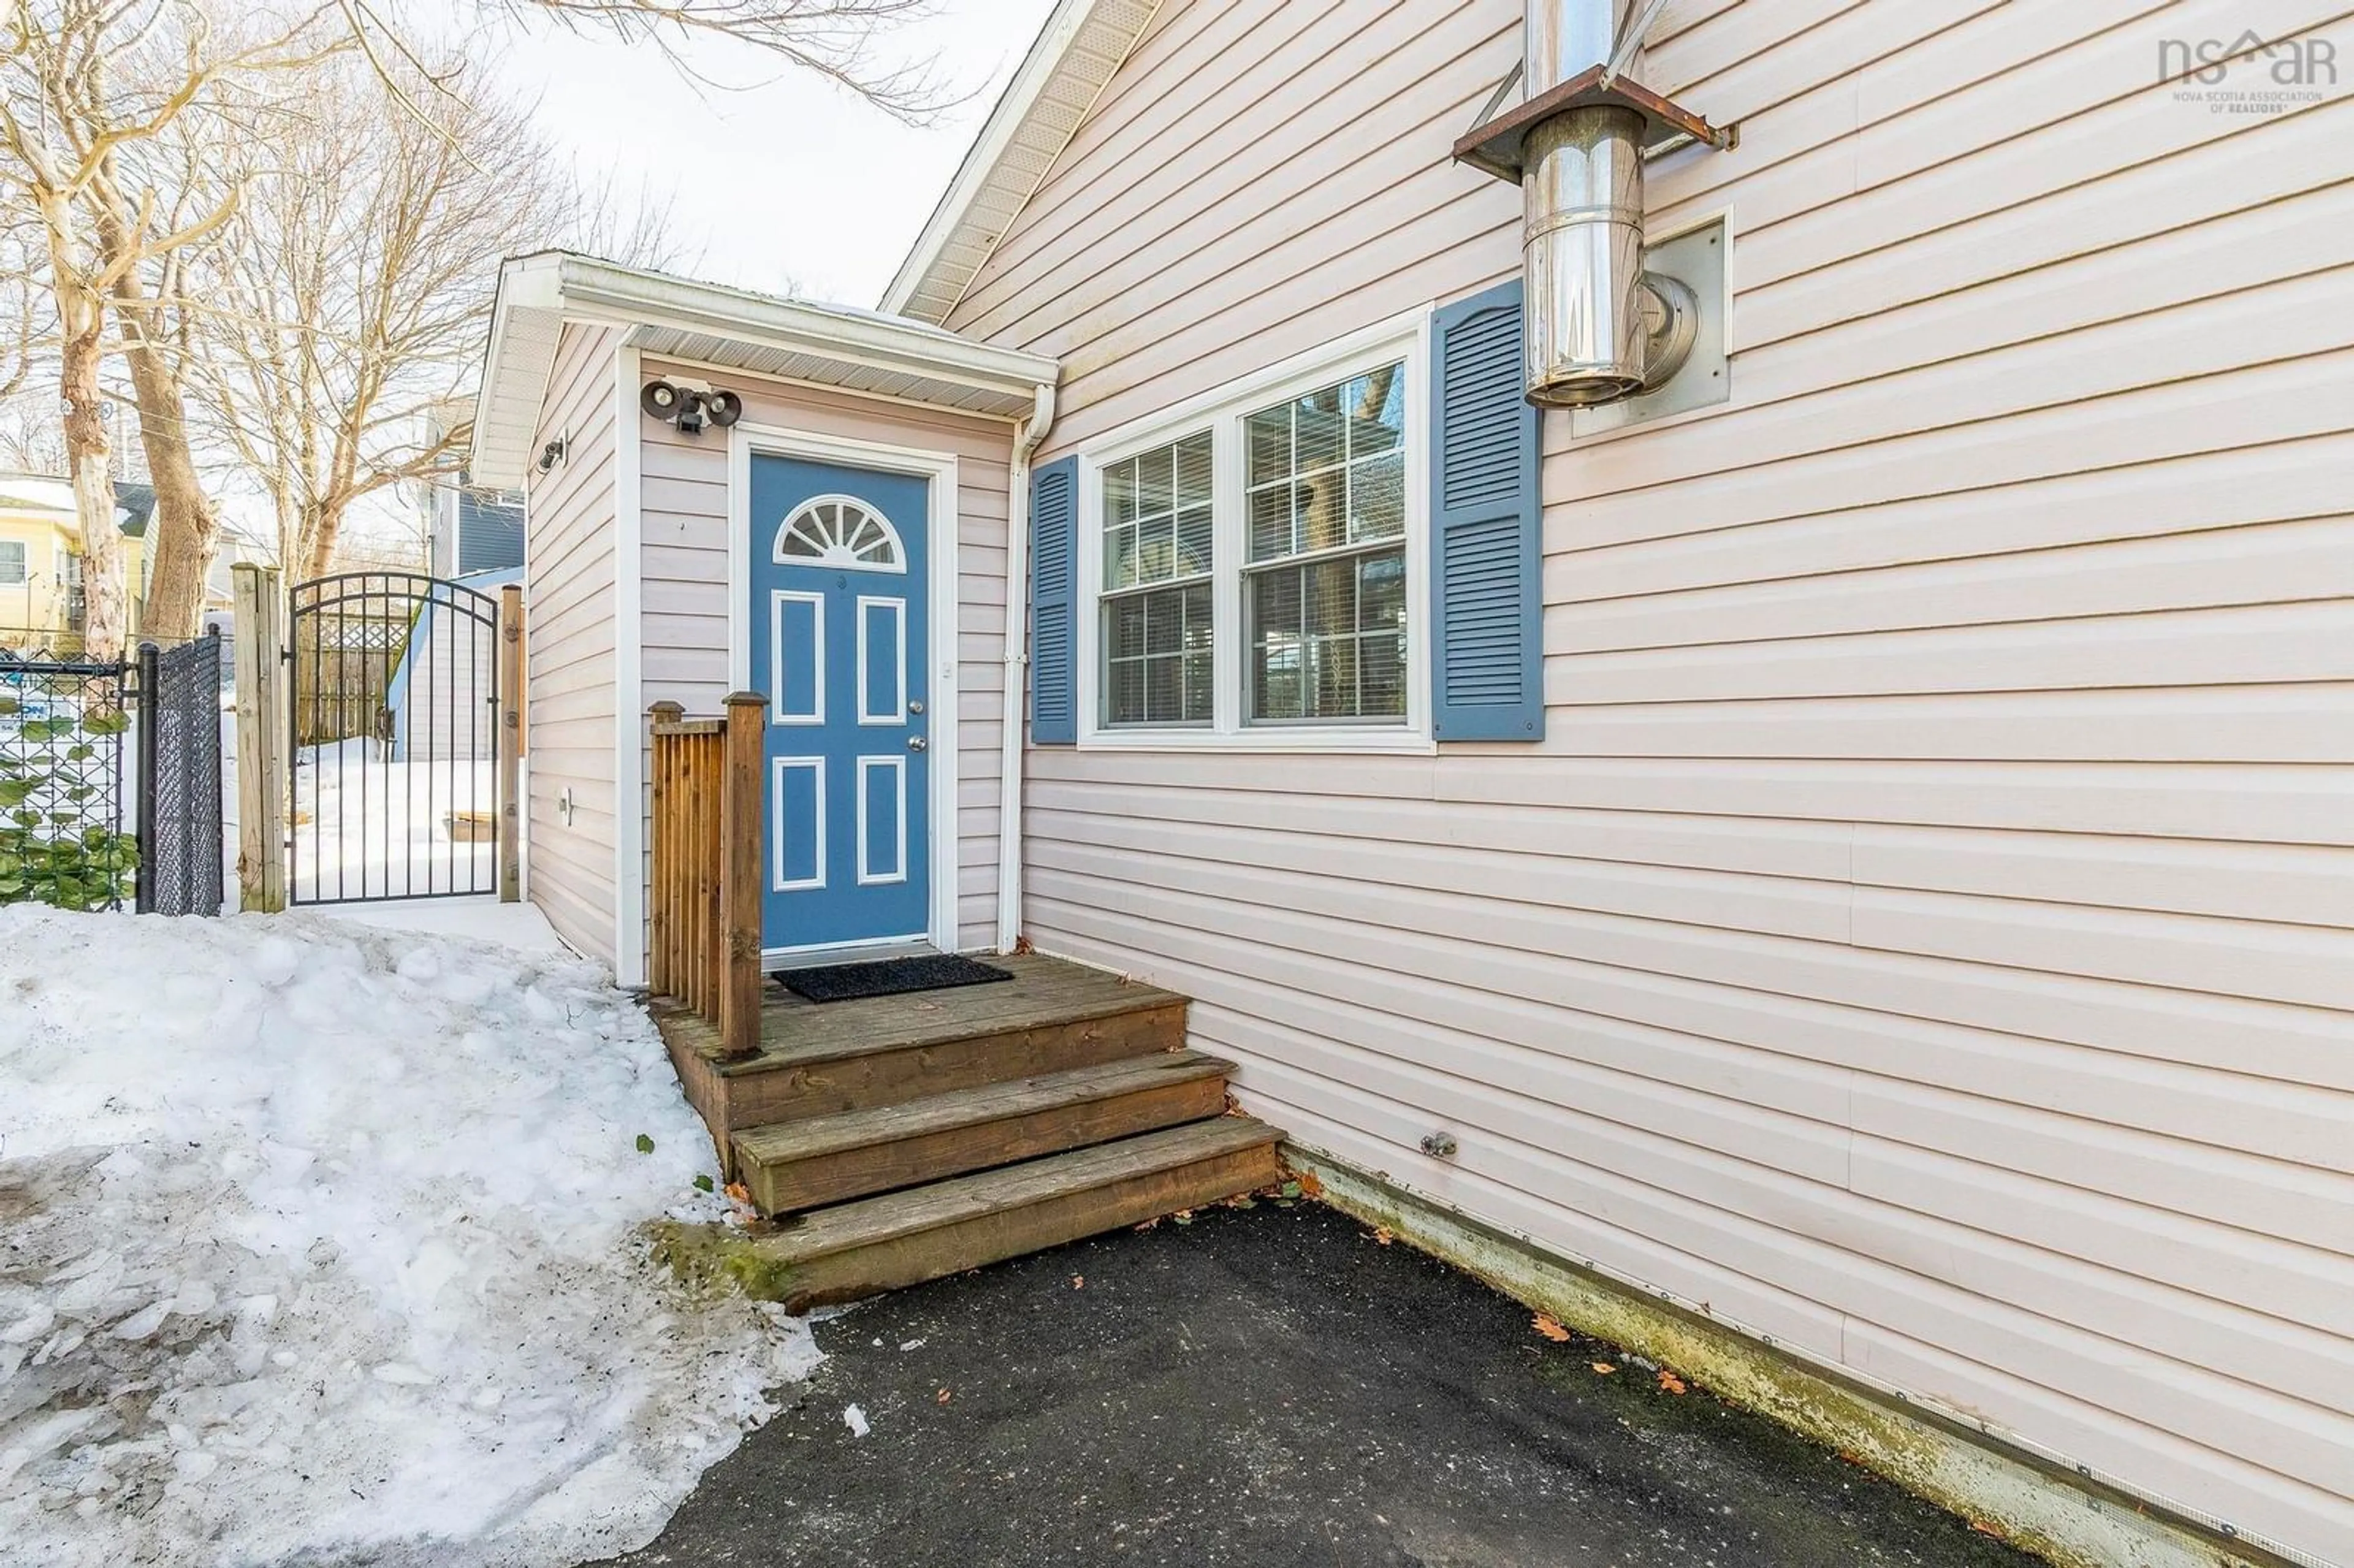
[288,573,503,904]
[135,634,226,916]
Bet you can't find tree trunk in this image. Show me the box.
[299,497,345,583]
[34,187,126,660]
[109,267,221,643]
[59,299,125,660]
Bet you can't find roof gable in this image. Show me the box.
[882,0,1163,325]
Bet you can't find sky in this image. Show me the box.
[454,0,1065,307]
[226,1,1064,562]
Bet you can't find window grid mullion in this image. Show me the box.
[1214,412,1252,734]
[1099,573,1212,603]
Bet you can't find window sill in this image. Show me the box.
[1074,726,1436,756]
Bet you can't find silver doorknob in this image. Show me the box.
[908,736,928,753]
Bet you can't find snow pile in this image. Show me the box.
[0,907,819,1566]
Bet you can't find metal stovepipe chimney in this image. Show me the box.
[1522,0,1651,406]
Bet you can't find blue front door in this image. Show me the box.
[748,454,932,953]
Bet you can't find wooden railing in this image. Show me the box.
[648,693,768,1059]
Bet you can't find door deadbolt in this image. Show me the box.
[908,736,928,753]
[909,700,925,715]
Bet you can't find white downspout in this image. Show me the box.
[996,381,1059,954]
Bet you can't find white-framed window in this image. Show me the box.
[1075,313,1432,752]
[0,541,25,585]
[1099,431,1214,727]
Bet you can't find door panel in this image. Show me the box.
[748,454,932,953]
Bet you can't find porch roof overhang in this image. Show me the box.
[880,0,1162,326]
[471,253,1062,489]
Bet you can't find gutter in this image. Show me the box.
[996,382,1058,954]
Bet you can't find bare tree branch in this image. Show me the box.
[436,0,951,121]
[178,49,638,580]
[0,0,348,655]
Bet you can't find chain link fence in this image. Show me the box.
[0,645,135,911]
[0,632,231,916]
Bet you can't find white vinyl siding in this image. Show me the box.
[520,322,627,967]
[634,363,1017,956]
[948,1,2354,1562]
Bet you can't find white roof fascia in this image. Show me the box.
[468,255,569,489]
[880,0,1161,325]
[558,257,1058,400]
[470,253,1060,489]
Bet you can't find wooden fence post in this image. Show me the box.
[718,691,767,1060]
[497,585,525,904]
[232,564,287,913]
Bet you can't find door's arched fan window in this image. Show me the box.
[774,496,906,573]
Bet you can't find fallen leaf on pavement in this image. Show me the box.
[1533,1314,1571,1343]
[1371,1227,1393,1246]
[1071,1276,1084,1290]
[1297,1171,1324,1199]
[1657,1371,1688,1395]
[937,1389,953,1406]
[1591,1361,1617,1375]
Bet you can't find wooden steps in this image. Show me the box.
[736,1118,1285,1312]
[735,1051,1238,1214]
[653,954,1282,1307]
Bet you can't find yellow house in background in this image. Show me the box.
[0,471,157,653]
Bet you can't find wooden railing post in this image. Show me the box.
[718,691,768,1060]
[498,585,525,904]
[646,701,685,1000]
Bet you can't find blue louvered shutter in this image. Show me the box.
[1430,280,1544,741]
[1029,455,1080,744]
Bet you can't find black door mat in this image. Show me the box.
[776,954,1016,1004]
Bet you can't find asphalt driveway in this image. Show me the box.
[604,1200,2038,1567]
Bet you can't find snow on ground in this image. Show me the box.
[320,896,569,955]
[0,907,819,1566]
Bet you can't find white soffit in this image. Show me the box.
[882,0,1162,326]
[471,253,1060,489]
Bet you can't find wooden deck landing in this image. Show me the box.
[655,954,1194,1163]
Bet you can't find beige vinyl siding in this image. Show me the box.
[947,1,2354,1559]
[634,364,1016,956]
[522,322,626,967]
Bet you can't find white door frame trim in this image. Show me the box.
[728,422,962,961]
